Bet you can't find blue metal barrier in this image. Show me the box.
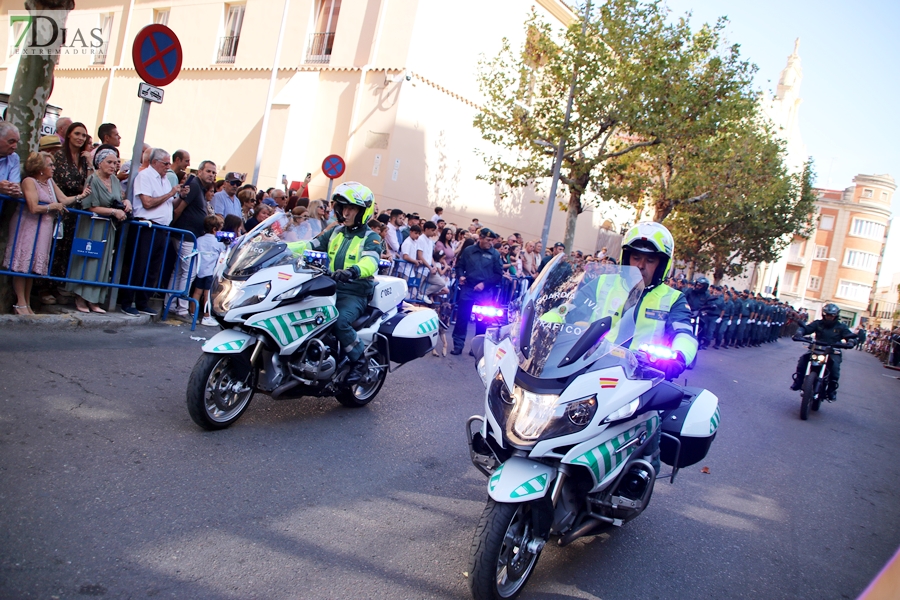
[1,194,200,329]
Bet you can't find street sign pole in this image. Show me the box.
[126,98,151,203]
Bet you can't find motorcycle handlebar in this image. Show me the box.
[792,336,855,349]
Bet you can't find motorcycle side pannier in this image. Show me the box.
[378,307,438,363]
[659,387,719,468]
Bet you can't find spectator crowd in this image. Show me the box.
[1,117,898,367]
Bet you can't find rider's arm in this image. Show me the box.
[666,294,698,365]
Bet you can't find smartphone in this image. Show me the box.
[306,172,311,179]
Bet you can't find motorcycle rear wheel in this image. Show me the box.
[468,500,541,600]
[186,353,255,430]
[800,373,816,421]
[335,352,388,408]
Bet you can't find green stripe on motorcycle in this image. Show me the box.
[416,318,438,335]
[489,464,504,491]
[510,473,548,498]
[213,339,245,352]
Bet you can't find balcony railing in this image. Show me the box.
[306,32,335,64]
[217,36,240,64]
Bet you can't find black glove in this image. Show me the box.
[660,352,687,381]
[332,268,357,283]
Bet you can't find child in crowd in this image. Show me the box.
[194,215,225,327]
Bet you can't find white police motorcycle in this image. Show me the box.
[186,213,439,430]
[465,260,720,600]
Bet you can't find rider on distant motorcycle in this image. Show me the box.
[790,303,857,400]
[287,182,382,384]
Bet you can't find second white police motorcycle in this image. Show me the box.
[186,212,439,430]
[465,260,720,600]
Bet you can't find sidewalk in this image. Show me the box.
[0,297,216,330]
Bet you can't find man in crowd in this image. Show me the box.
[539,242,566,272]
[0,122,22,198]
[270,188,287,212]
[399,224,423,268]
[451,228,503,356]
[169,160,217,319]
[169,150,191,186]
[55,116,72,144]
[97,123,121,149]
[385,208,404,259]
[212,172,243,219]
[120,149,186,317]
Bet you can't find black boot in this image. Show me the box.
[790,373,802,391]
[345,357,368,385]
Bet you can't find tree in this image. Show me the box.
[663,122,817,283]
[474,0,758,250]
[1,0,73,311]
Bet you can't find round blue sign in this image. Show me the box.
[322,154,346,179]
[132,25,182,87]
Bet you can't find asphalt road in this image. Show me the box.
[0,323,898,599]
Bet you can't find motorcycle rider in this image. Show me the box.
[616,223,698,380]
[790,303,857,400]
[287,182,382,384]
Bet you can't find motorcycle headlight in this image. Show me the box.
[812,353,827,362]
[212,280,271,314]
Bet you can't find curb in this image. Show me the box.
[0,308,153,329]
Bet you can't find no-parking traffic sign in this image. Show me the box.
[132,24,182,87]
[322,154,346,180]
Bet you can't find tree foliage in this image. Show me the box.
[662,128,817,282]
[474,0,758,250]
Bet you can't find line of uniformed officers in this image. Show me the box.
[669,277,809,350]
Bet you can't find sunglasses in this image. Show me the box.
[227,180,242,186]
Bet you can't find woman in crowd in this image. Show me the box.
[453,228,469,250]
[4,152,90,314]
[435,227,456,268]
[50,121,91,283]
[238,188,256,226]
[307,199,330,236]
[509,244,522,278]
[284,206,313,241]
[64,148,129,313]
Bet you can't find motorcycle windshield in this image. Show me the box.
[223,213,297,279]
[509,258,645,379]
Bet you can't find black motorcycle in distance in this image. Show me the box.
[792,336,854,420]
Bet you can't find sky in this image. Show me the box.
[662,0,900,287]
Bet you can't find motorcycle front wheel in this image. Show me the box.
[468,500,541,600]
[186,353,255,430]
[800,373,817,420]
[335,351,388,408]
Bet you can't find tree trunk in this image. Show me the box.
[562,171,590,253]
[0,1,72,312]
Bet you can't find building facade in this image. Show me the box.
[1,0,620,252]
[777,174,895,325]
